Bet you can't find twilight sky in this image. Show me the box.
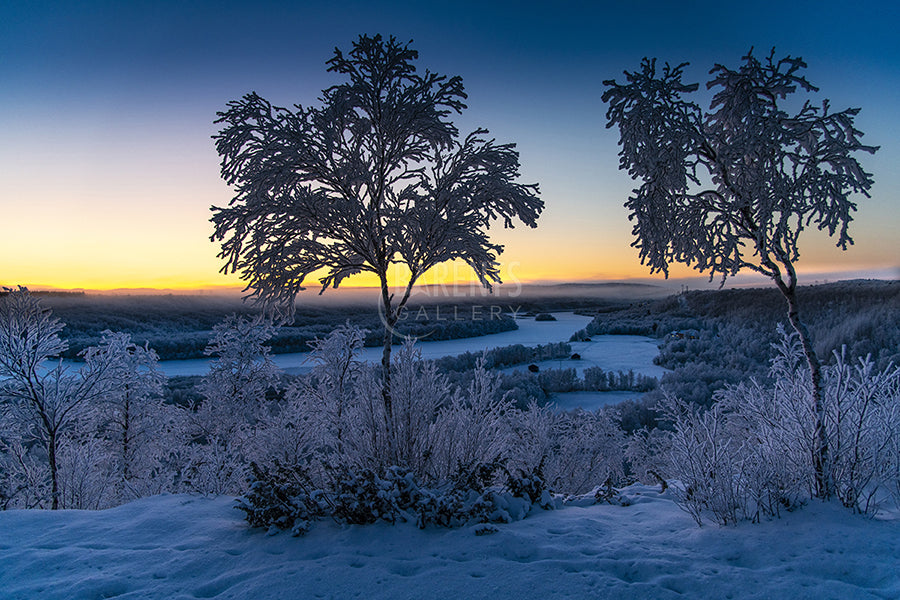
[1,0,897,292]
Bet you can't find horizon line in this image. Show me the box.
[5,267,897,296]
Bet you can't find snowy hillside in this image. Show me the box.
[1,486,898,600]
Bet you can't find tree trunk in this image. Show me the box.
[48,429,59,510]
[122,388,131,482]
[781,285,832,499]
[379,284,396,462]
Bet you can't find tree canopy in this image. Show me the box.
[211,34,542,316]
[602,50,877,289]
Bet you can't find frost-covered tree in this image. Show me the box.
[199,314,279,422]
[87,331,169,501]
[0,288,119,509]
[298,322,366,456]
[211,35,542,453]
[602,50,878,497]
[181,315,280,494]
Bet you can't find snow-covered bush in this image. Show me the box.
[0,440,49,509]
[663,328,900,524]
[268,327,516,487]
[199,315,280,423]
[507,403,627,497]
[178,315,281,495]
[82,331,174,503]
[545,409,627,496]
[659,395,745,526]
[428,361,513,482]
[238,327,570,533]
[624,427,670,490]
[0,289,165,509]
[825,349,900,512]
[55,434,115,510]
[237,461,325,536]
[385,340,450,475]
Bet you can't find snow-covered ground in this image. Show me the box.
[2,487,897,600]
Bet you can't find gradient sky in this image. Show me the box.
[2,0,898,292]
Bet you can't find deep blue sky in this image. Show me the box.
[2,0,897,289]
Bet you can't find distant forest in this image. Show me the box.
[569,279,900,430]
[38,294,519,360]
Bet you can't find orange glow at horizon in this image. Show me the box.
[5,252,896,294]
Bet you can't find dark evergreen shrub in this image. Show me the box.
[237,460,554,535]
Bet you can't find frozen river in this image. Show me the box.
[156,312,667,410]
[495,331,668,411]
[157,312,595,376]
[42,312,665,410]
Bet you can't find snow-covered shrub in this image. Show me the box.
[199,315,280,424]
[711,335,816,521]
[507,401,555,476]
[0,440,49,509]
[545,409,627,496]
[826,349,900,512]
[248,389,321,478]
[662,334,819,524]
[55,434,115,510]
[507,403,627,496]
[241,327,633,532]
[276,331,446,478]
[274,329,514,488]
[428,361,513,482]
[717,332,900,516]
[236,461,325,536]
[328,465,418,525]
[179,315,281,495]
[660,395,745,526]
[83,331,174,503]
[386,340,450,476]
[0,289,169,509]
[663,328,900,524]
[624,427,671,491]
[294,322,366,458]
[880,394,900,508]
